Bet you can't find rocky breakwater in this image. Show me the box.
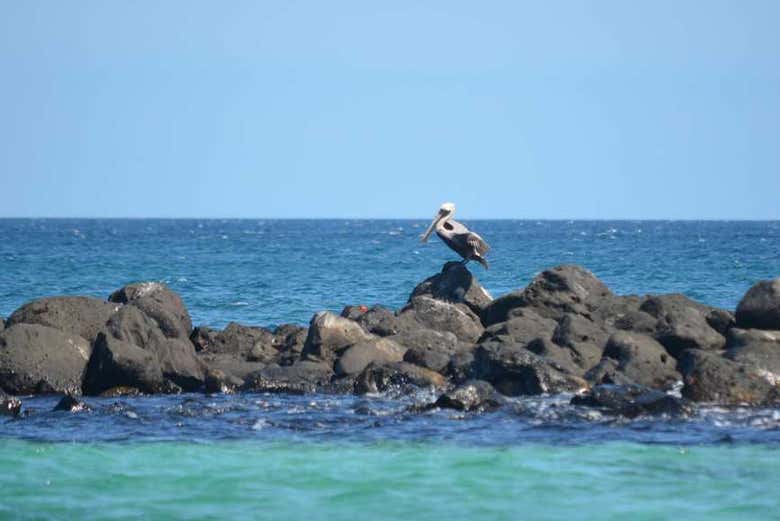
[1,262,779,417]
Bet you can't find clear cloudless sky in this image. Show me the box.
[1,1,778,219]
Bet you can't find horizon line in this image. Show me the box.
[0,216,779,222]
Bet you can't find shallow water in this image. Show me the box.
[1,219,779,518]
[1,438,779,520]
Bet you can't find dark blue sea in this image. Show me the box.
[1,219,779,519]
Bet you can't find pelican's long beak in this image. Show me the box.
[420,213,443,243]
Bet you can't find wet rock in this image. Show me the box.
[301,311,374,362]
[446,347,476,383]
[525,337,582,375]
[0,391,21,417]
[0,318,4,332]
[601,331,681,390]
[204,368,244,394]
[480,291,526,327]
[104,306,204,391]
[726,328,780,375]
[679,349,779,405]
[571,384,691,418]
[7,296,120,343]
[83,333,165,395]
[584,358,638,386]
[190,322,276,362]
[480,308,558,346]
[197,353,265,381]
[272,324,308,353]
[396,329,459,373]
[242,361,334,394]
[354,362,446,394]
[736,278,780,330]
[98,386,141,397]
[639,294,726,357]
[341,305,414,337]
[0,324,92,395]
[400,296,483,343]
[434,380,502,412]
[409,261,493,316]
[472,342,588,396]
[552,314,609,370]
[109,282,192,339]
[334,338,407,376]
[53,395,90,412]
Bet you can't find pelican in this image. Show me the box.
[420,202,490,269]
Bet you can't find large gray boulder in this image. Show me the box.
[301,311,375,362]
[334,338,406,376]
[400,296,483,343]
[0,324,92,395]
[109,282,192,339]
[434,380,503,412]
[409,262,493,316]
[353,361,446,394]
[7,296,120,342]
[471,341,588,396]
[83,333,165,395]
[103,305,204,391]
[726,328,780,376]
[479,308,557,346]
[197,353,266,382]
[481,265,613,326]
[397,329,459,373]
[601,331,681,390]
[190,322,277,362]
[639,294,726,357]
[551,313,609,370]
[242,361,334,394]
[736,278,780,330]
[679,349,779,405]
[571,384,691,418]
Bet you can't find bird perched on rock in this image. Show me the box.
[420,202,490,269]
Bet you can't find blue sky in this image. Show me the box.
[1,1,778,219]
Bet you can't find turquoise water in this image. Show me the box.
[1,219,779,518]
[1,440,778,520]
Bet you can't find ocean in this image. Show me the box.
[1,219,779,519]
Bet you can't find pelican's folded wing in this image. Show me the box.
[467,232,490,256]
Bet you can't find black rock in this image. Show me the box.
[109,282,192,339]
[399,296,484,343]
[679,349,779,405]
[242,361,334,394]
[726,328,780,374]
[409,261,493,316]
[353,362,446,394]
[601,331,681,390]
[0,324,92,395]
[204,368,244,394]
[639,294,726,357]
[53,395,90,412]
[301,311,375,362]
[434,380,503,412]
[334,338,406,376]
[0,391,21,417]
[736,278,780,330]
[471,342,588,396]
[552,313,610,370]
[571,384,691,418]
[479,308,558,346]
[397,329,459,373]
[104,305,204,391]
[83,333,165,395]
[190,322,276,362]
[7,296,120,343]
